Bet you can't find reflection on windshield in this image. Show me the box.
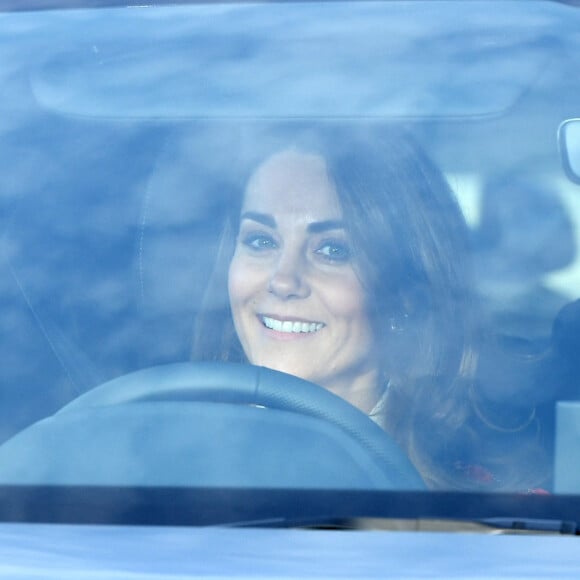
[1,1,580,498]
[29,2,555,119]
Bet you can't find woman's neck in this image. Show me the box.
[321,367,383,414]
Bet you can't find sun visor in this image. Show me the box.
[28,1,559,120]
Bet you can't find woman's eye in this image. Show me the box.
[315,240,351,263]
[241,232,278,252]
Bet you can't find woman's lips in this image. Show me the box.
[260,315,324,334]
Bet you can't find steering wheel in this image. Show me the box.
[0,362,425,490]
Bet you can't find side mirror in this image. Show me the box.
[558,119,580,185]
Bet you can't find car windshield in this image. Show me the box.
[2,0,580,527]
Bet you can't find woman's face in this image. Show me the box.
[228,149,379,409]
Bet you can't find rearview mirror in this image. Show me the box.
[559,119,580,185]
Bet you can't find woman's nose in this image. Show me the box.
[267,249,310,300]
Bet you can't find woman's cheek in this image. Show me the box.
[323,271,366,316]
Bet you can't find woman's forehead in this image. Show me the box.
[242,148,343,220]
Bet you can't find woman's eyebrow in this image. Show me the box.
[240,213,344,233]
[240,211,276,228]
[307,219,346,234]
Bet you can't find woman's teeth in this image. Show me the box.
[262,316,323,334]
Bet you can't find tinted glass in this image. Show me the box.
[1,1,580,502]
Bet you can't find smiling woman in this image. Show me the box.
[191,125,549,491]
[229,149,379,413]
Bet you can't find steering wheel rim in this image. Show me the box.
[60,361,425,489]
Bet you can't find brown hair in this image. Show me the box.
[192,124,548,490]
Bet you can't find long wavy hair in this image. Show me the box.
[191,124,548,490]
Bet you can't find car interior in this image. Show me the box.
[1,0,580,507]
